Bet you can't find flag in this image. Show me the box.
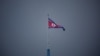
[48,18,65,31]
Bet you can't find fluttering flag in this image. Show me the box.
[48,18,65,31]
[47,17,65,56]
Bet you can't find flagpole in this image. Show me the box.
[47,13,49,48]
[47,13,50,56]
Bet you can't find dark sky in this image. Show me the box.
[1,0,100,56]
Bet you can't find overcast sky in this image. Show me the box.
[1,0,100,56]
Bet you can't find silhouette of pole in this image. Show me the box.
[47,13,50,56]
[47,49,50,56]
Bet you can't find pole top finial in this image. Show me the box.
[48,13,49,18]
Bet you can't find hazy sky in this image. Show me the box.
[1,0,100,56]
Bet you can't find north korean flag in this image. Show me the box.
[48,18,65,31]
